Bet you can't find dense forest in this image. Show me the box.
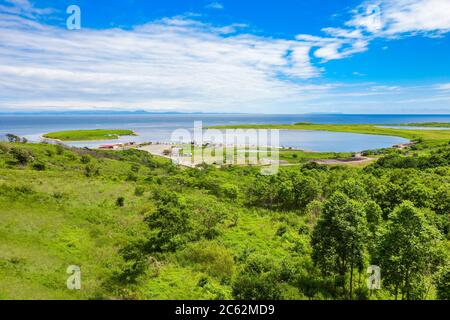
[0,138,449,300]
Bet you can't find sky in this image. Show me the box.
[0,0,450,114]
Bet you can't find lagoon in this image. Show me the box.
[1,114,447,152]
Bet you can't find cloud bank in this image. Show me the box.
[0,0,449,113]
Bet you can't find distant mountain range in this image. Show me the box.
[0,110,245,115]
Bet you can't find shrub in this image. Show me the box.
[32,162,46,171]
[80,155,92,164]
[55,144,65,155]
[435,265,450,300]
[10,147,33,165]
[0,143,11,154]
[84,163,100,177]
[222,183,239,200]
[276,225,288,237]
[126,172,138,182]
[179,241,235,281]
[232,254,282,300]
[134,186,145,196]
[45,149,54,157]
[116,197,125,207]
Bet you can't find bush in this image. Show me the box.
[10,147,33,165]
[435,265,450,300]
[116,197,125,207]
[131,164,140,173]
[232,254,282,300]
[222,183,239,200]
[179,241,235,281]
[32,162,46,171]
[84,163,100,177]
[134,186,145,196]
[0,143,10,154]
[126,172,138,182]
[55,144,65,155]
[80,155,92,164]
[276,225,288,237]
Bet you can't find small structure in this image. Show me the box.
[99,143,124,150]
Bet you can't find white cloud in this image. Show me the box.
[435,83,450,91]
[205,2,224,10]
[347,0,450,36]
[0,6,327,112]
[0,0,54,18]
[322,27,364,39]
[0,0,448,114]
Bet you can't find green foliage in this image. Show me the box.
[232,254,282,300]
[32,162,46,171]
[434,265,450,300]
[10,147,34,165]
[116,197,125,207]
[146,191,192,253]
[84,163,100,177]
[365,201,382,234]
[80,154,92,164]
[179,241,235,281]
[246,171,320,210]
[221,183,239,200]
[311,192,368,298]
[375,202,442,300]
[0,140,448,300]
[43,129,136,141]
[0,142,11,154]
[134,186,145,196]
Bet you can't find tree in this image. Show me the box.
[311,192,368,298]
[292,175,321,210]
[10,147,33,165]
[365,201,382,234]
[188,199,226,239]
[6,133,20,143]
[339,179,368,201]
[146,192,192,252]
[375,201,441,300]
[232,254,282,300]
[434,265,450,300]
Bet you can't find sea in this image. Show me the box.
[0,114,449,153]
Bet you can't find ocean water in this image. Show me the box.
[0,114,449,152]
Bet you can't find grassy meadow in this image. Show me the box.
[43,129,137,141]
[0,123,449,300]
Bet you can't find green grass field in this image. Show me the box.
[43,129,137,141]
[0,124,448,300]
[393,122,450,128]
[210,122,450,142]
[0,143,306,299]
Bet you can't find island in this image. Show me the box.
[43,129,137,141]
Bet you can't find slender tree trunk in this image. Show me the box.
[358,269,361,290]
[349,262,354,299]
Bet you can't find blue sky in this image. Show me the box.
[0,0,450,114]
